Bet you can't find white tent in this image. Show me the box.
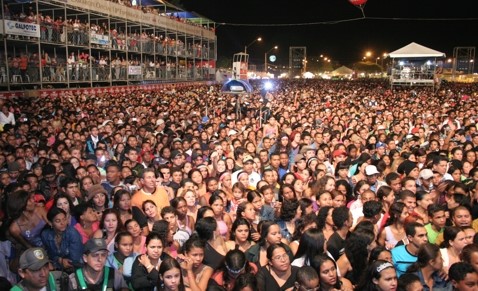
[331,66,354,76]
[388,42,445,58]
[388,42,445,89]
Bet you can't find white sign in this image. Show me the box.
[91,33,109,45]
[3,20,40,38]
[128,66,142,75]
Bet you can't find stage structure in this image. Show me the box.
[289,47,306,78]
[388,42,445,89]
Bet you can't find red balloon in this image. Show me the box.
[349,0,367,6]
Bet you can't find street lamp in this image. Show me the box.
[264,46,278,74]
[244,37,262,54]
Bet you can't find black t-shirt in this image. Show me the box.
[327,232,346,261]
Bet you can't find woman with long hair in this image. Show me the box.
[236,202,260,242]
[92,208,123,252]
[378,202,408,249]
[195,217,228,270]
[376,186,395,232]
[209,192,233,240]
[180,188,200,222]
[247,190,275,223]
[131,232,173,291]
[214,249,257,290]
[406,243,450,290]
[309,254,353,291]
[256,243,299,291]
[7,190,48,248]
[178,236,214,291]
[170,196,195,236]
[225,218,255,252]
[106,231,137,277]
[53,193,77,225]
[245,220,292,267]
[355,259,398,291]
[289,213,319,255]
[113,189,147,233]
[317,206,335,240]
[414,190,435,225]
[156,257,186,291]
[276,199,301,242]
[347,180,370,211]
[292,228,326,267]
[142,200,161,232]
[125,218,147,254]
[189,169,207,200]
[337,230,377,286]
[439,226,470,273]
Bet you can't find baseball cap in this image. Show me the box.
[376,142,386,149]
[19,248,50,270]
[365,165,380,176]
[397,160,418,176]
[170,150,183,160]
[294,154,306,163]
[228,129,238,137]
[419,169,434,180]
[156,119,165,126]
[7,161,20,172]
[242,155,254,164]
[300,146,315,155]
[332,149,347,158]
[84,238,108,254]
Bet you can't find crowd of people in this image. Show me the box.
[1,78,478,290]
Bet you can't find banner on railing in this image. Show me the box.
[91,33,110,45]
[128,66,142,75]
[3,20,40,38]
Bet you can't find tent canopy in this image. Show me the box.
[388,42,446,58]
[332,66,354,76]
[221,79,253,93]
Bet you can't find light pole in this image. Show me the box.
[264,46,278,74]
[244,37,262,54]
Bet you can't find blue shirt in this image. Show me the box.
[391,245,417,277]
[40,225,84,269]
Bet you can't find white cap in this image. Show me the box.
[419,169,433,180]
[365,165,380,176]
[156,119,165,126]
[228,129,238,136]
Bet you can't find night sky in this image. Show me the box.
[180,0,478,67]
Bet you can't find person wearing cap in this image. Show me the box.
[417,169,434,193]
[364,164,385,193]
[87,184,109,219]
[231,154,261,189]
[300,146,316,161]
[397,160,419,180]
[68,238,128,291]
[291,154,307,174]
[12,247,67,291]
[170,150,185,167]
[7,161,21,183]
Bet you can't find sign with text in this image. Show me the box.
[3,20,40,38]
[91,33,110,45]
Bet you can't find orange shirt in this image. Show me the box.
[131,187,170,212]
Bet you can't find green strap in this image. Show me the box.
[10,273,55,291]
[48,272,56,291]
[113,255,123,268]
[76,267,110,291]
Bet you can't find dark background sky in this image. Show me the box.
[179,0,478,67]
